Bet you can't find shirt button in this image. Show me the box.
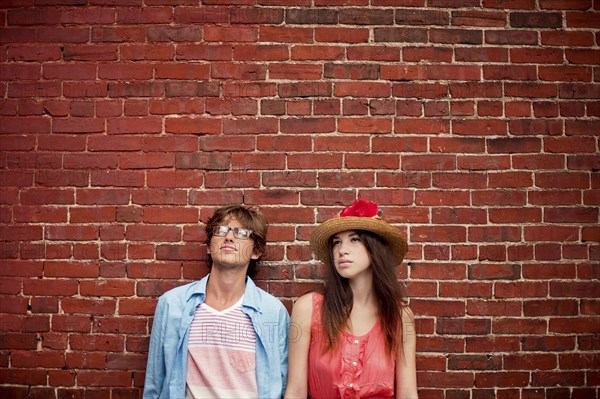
[349,383,353,388]
[354,339,359,344]
[352,361,357,367]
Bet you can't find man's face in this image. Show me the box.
[207,217,259,269]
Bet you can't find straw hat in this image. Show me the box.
[310,199,408,265]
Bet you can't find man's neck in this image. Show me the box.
[204,266,248,311]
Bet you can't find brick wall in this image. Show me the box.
[1,1,599,398]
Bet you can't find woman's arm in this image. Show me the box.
[283,293,313,399]
[396,306,418,399]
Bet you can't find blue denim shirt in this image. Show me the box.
[143,275,290,399]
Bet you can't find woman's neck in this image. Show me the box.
[348,270,376,308]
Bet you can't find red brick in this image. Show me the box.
[140,207,197,224]
[539,65,592,82]
[125,225,181,242]
[495,282,548,298]
[550,281,599,298]
[430,209,485,225]
[65,351,106,369]
[492,318,547,334]
[418,336,465,353]
[44,261,99,278]
[524,299,578,316]
[453,119,507,135]
[418,371,475,388]
[234,44,289,61]
[23,279,78,296]
[467,300,521,317]
[484,66,537,83]
[261,207,315,225]
[438,283,492,298]
[204,26,258,42]
[256,135,311,152]
[531,371,585,387]
[116,7,172,24]
[521,336,575,351]
[539,0,591,10]
[8,45,62,62]
[489,208,541,223]
[149,99,204,115]
[452,10,506,26]
[338,117,392,133]
[544,207,598,223]
[231,153,285,170]
[542,30,595,46]
[107,117,162,134]
[61,298,116,315]
[118,298,158,316]
[345,45,400,62]
[62,44,118,61]
[0,116,51,134]
[488,171,533,188]
[377,172,430,190]
[512,154,564,170]
[448,354,502,371]
[291,45,345,61]
[266,64,317,81]
[416,190,470,206]
[475,372,530,388]
[565,119,600,135]
[316,172,374,188]
[13,206,68,223]
[76,370,131,387]
[409,136,465,153]
[109,82,164,98]
[559,353,600,369]
[485,27,538,44]
[260,171,315,188]
[146,170,202,188]
[382,62,434,80]
[164,117,220,135]
[566,11,600,28]
[92,26,146,43]
[44,225,98,241]
[524,226,579,242]
[504,101,531,117]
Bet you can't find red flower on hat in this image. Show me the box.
[340,199,379,217]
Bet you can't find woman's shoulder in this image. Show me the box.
[293,291,319,311]
[400,304,415,323]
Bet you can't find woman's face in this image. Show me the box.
[330,230,372,280]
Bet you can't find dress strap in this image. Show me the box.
[310,292,324,333]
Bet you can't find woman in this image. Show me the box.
[285,199,418,399]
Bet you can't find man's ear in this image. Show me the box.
[251,249,261,260]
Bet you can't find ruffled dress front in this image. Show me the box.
[307,293,395,399]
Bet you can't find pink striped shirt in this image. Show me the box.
[186,297,258,398]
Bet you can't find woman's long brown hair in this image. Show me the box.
[321,230,408,356]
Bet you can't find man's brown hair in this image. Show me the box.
[204,205,268,277]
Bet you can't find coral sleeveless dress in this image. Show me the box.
[307,293,395,399]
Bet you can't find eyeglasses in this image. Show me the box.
[212,225,253,240]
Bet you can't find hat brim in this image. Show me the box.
[309,216,408,265]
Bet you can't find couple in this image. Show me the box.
[143,199,418,399]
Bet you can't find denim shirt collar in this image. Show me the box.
[184,273,262,313]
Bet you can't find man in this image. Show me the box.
[143,205,289,398]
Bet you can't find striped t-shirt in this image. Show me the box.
[186,296,258,398]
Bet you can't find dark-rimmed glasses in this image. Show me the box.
[212,225,253,240]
